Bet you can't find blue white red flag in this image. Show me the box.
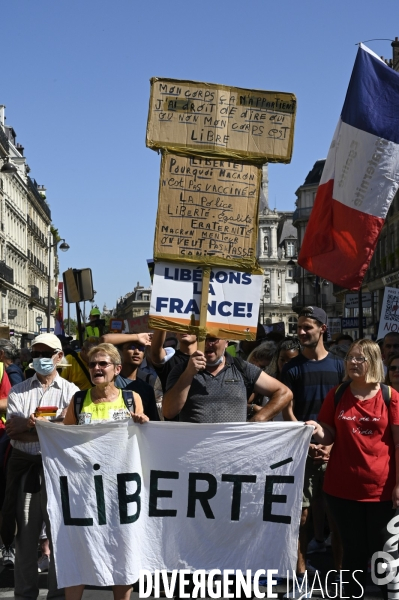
[298,44,399,290]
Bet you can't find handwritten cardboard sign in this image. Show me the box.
[127,315,151,333]
[154,153,261,271]
[147,78,296,163]
[149,261,262,340]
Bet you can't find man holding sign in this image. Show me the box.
[163,336,292,423]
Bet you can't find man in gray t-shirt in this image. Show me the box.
[163,336,292,423]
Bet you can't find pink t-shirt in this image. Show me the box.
[318,385,399,501]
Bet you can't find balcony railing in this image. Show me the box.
[27,177,51,220]
[0,261,14,285]
[292,207,312,224]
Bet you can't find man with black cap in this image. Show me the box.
[281,306,344,590]
[1,333,79,599]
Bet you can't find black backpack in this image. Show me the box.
[334,380,391,408]
[73,389,136,422]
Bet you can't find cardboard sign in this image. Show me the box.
[377,287,399,339]
[127,315,151,333]
[0,326,10,340]
[154,153,261,270]
[147,78,296,163]
[109,319,124,333]
[149,261,262,340]
[345,293,372,309]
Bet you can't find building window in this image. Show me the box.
[288,316,298,335]
[286,242,295,257]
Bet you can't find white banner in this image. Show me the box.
[149,261,263,339]
[37,420,312,588]
[377,286,399,339]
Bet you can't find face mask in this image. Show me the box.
[32,357,56,376]
[206,355,224,367]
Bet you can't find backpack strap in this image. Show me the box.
[73,390,88,422]
[380,383,391,407]
[122,390,136,414]
[334,381,391,408]
[69,350,93,387]
[231,356,254,400]
[334,380,351,407]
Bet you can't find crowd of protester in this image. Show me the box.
[0,314,397,599]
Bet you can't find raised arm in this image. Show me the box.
[163,351,206,419]
[100,333,151,346]
[150,330,167,365]
[249,372,293,422]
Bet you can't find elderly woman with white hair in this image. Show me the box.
[0,339,24,386]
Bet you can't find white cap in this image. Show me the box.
[32,333,62,351]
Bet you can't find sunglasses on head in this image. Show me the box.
[31,350,58,359]
[88,361,114,369]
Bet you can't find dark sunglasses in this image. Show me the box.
[88,361,114,369]
[31,350,58,359]
[127,344,146,352]
[389,365,399,372]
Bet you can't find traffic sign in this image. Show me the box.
[40,327,54,332]
[36,316,43,325]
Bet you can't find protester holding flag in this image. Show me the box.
[307,339,399,600]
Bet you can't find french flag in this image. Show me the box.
[298,44,399,290]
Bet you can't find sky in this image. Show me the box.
[2,0,399,313]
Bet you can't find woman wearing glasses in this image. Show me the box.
[63,342,148,426]
[385,353,399,393]
[306,339,399,600]
[62,343,148,600]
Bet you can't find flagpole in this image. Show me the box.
[358,289,364,339]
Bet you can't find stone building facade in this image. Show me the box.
[258,165,299,335]
[0,105,59,346]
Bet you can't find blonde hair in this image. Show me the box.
[345,339,384,383]
[87,343,122,366]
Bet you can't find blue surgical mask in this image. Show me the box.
[32,357,56,376]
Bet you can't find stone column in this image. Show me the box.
[280,269,286,305]
[270,225,278,259]
[271,268,278,304]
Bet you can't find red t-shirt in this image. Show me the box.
[318,385,399,501]
[0,370,11,401]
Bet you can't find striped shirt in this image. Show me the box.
[280,352,345,422]
[7,373,79,455]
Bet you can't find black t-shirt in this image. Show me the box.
[115,375,159,421]
[153,349,191,392]
[280,352,345,421]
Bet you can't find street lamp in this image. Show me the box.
[0,157,17,174]
[47,237,70,332]
[313,276,329,309]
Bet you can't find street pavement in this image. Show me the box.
[0,550,385,599]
